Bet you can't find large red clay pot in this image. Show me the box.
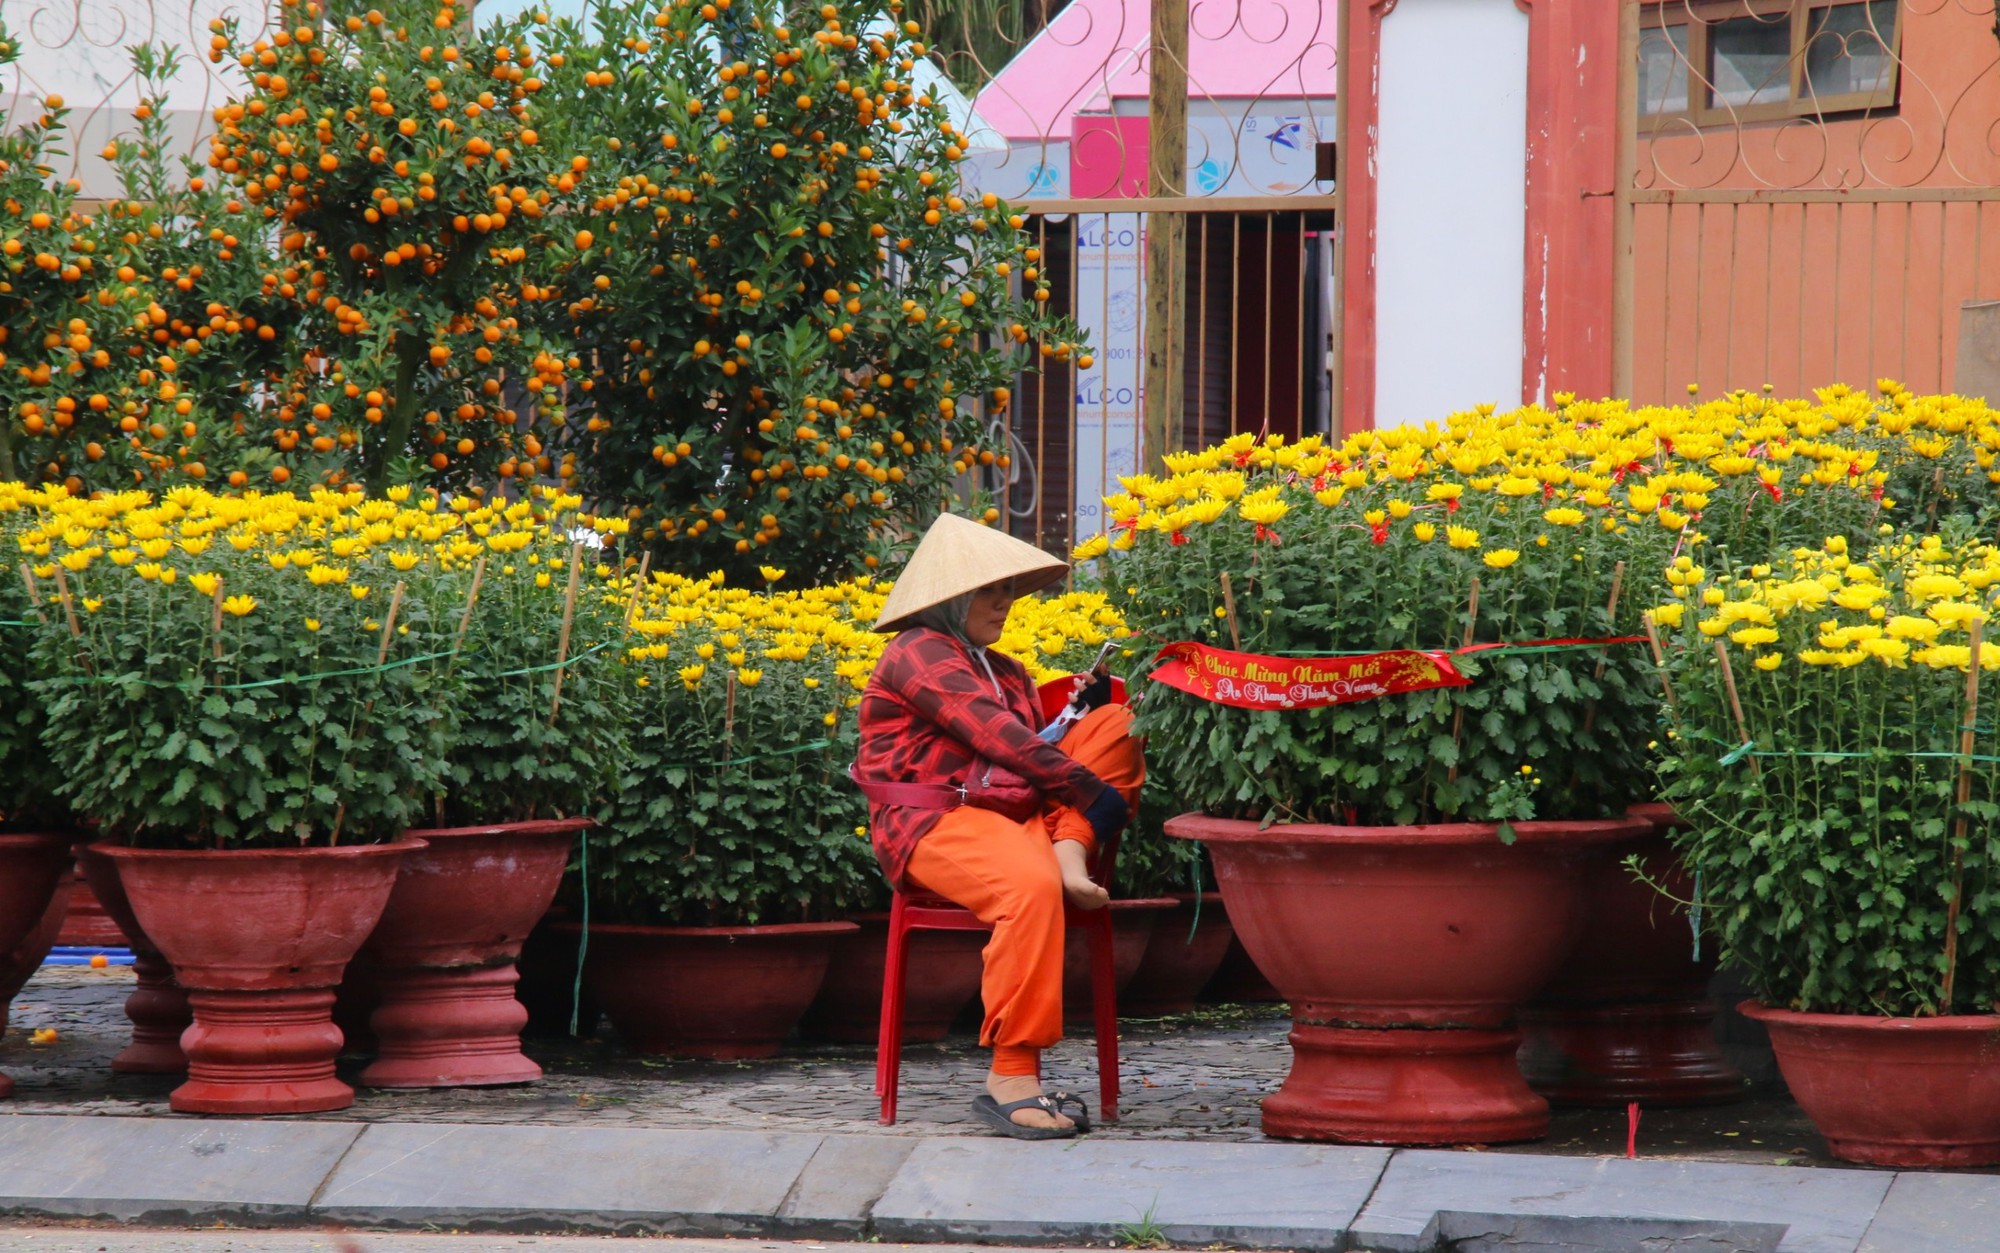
[357,819,585,1088]
[1740,1002,2000,1167]
[55,875,127,949]
[1062,897,1176,1024]
[577,921,858,1059]
[0,866,75,1033]
[1166,812,1647,1145]
[1516,804,1742,1107]
[75,846,192,1075]
[0,834,73,1097]
[799,913,985,1043]
[1122,891,1236,1016]
[95,840,420,1115]
[1202,935,1285,1004]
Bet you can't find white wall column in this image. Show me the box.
[1373,0,1530,426]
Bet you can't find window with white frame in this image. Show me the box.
[1639,0,1901,124]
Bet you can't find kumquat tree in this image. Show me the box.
[0,31,148,490]
[99,45,296,491]
[521,0,1087,583]
[202,0,578,492]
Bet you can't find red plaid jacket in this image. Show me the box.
[855,627,1108,889]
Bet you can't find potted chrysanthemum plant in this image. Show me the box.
[348,488,635,1089]
[0,484,89,1097]
[1098,429,1673,1145]
[577,572,878,1058]
[25,486,463,1114]
[1654,525,2000,1167]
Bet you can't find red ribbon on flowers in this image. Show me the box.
[1150,636,1649,711]
[1149,642,1469,709]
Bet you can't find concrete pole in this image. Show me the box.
[1142,0,1189,472]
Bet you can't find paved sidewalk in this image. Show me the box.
[0,1234,1024,1252]
[0,1112,1992,1251]
[2,967,1278,1139]
[2,968,1828,1163]
[4,969,1999,1252]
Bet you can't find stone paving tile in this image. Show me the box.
[0,966,1940,1175]
[0,967,1279,1140]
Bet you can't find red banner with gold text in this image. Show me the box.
[1149,641,1470,710]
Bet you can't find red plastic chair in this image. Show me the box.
[874,677,1128,1127]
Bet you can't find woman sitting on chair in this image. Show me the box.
[853,512,1145,1140]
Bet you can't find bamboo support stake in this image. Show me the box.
[376,581,407,668]
[1219,571,1242,650]
[46,565,90,676]
[547,543,584,724]
[1942,615,1983,1012]
[623,550,653,634]
[49,566,82,641]
[335,579,407,850]
[453,555,488,653]
[1713,640,1760,780]
[1445,578,1482,787]
[210,577,227,661]
[18,563,45,619]
[1642,610,1679,711]
[1580,561,1628,738]
[724,669,738,754]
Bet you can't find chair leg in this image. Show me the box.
[875,909,894,1100]
[1089,909,1119,1123]
[878,897,911,1125]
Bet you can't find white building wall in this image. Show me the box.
[1,0,266,199]
[1373,0,1529,426]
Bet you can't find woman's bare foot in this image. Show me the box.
[988,1070,1074,1131]
[1053,839,1110,910]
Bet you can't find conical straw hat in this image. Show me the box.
[874,512,1069,632]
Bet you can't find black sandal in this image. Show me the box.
[972,1090,1092,1140]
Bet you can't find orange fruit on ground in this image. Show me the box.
[89,953,108,969]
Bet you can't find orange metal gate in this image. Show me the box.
[1613,0,2000,402]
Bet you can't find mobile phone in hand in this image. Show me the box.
[1068,643,1117,715]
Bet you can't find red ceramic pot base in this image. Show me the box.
[1742,1001,2000,1168]
[0,1071,14,1099]
[579,922,855,1059]
[113,949,191,1075]
[172,988,351,1115]
[1062,898,1176,1026]
[1261,1022,1550,1145]
[1516,999,1742,1107]
[800,917,984,1045]
[1122,894,1235,1017]
[360,964,540,1088]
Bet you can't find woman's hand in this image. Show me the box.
[1069,668,1114,714]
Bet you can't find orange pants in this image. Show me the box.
[904,705,1145,1073]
